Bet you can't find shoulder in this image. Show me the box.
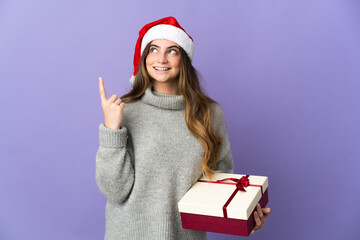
[210,102,224,116]
[209,102,228,132]
[121,99,143,125]
[209,102,226,122]
[123,98,142,112]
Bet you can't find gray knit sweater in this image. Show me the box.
[96,86,233,240]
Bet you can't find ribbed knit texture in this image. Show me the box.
[96,86,233,240]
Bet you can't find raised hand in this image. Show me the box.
[98,77,125,130]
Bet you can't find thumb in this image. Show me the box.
[262,208,271,216]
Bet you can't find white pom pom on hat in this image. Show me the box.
[129,16,194,85]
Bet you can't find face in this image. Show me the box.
[145,39,181,84]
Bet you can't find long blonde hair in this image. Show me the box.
[120,42,223,179]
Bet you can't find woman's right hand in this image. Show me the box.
[98,77,125,130]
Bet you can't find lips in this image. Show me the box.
[154,67,171,71]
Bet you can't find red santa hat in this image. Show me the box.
[130,16,194,84]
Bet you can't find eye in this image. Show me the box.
[150,47,158,54]
[169,49,178,55]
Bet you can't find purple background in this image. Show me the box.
[1,0,359,239]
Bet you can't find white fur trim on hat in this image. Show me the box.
[141,24,194,61]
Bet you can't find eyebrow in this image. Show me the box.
[150,44,180,49]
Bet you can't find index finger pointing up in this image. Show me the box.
[99,77,108,103]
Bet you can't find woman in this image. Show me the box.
[96,16,270,240]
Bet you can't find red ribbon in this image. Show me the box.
[198,175,263,218]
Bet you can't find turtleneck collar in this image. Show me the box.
[141,86,185,110]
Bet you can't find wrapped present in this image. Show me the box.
[178,173,269,236]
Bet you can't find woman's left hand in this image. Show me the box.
[250,203,271,234]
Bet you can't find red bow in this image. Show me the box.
[216,175,250,192]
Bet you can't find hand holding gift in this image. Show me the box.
[250,203,271,234]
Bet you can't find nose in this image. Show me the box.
[157,52,168,64]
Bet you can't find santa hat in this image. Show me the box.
[130,16,194,84]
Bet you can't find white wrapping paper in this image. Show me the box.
[178,173,268,220]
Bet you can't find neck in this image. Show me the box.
[141,86,185,110]
[152,80,180,95]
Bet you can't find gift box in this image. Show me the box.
[178,173,269,236]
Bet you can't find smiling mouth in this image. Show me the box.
[154,67,171,71]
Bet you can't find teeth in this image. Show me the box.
[155,67,170,71]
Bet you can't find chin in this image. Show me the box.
[151,75,176,82]
[154,78,170,82]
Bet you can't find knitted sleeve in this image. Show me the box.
[95,124,135,203]
[211,103,234,173]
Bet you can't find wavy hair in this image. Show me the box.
[120,42,223,179]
